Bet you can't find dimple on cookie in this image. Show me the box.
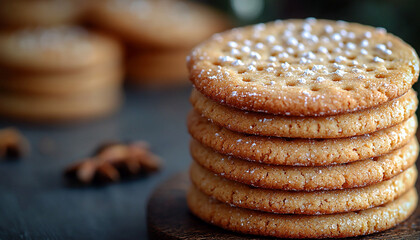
[190,162,417,215]
[191,88,418,138]
[187,110,417,166]
[187,186,418,238]
[188,19,419,116]
[190,137,418,191]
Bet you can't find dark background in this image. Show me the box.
[1,1,419,239]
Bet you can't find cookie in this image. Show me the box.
[0,26,122,72]
[187,186,418,238]
[191,88,418,138]
[191,162,416,215]
[188,110,417,166]
[88,0,229,48]
[187,19,419,116]
[0,88,121,122]
[0,0,86,29]
[126,49,189,87]
[190,137,418,191]
[0,62,123,96]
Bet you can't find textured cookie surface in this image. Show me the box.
[191,138,418,190]
[190,162,417,215]
[191,88,418,138]
[187,186,418,238]
[0,26,122,71]
[188,111,417,166]
[188,19,419,116]
[90,0,229,48]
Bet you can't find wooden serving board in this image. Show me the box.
[147,171,420,240]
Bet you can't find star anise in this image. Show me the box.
[64,141,162,185]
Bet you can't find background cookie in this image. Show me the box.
[88,0,229,48]
[191,88,418,138]
[188,186,418,238]
[0,63,122,96]
[190,162,417,215]
[126,49,190,87]
[0,0,87,29]
[188,19,419,116]
[0,88,121,122]
[0,26,122,72]
[188,110,417,166]
[190,138,418,191]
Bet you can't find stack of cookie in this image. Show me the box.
[0,26,123,122]
[88,0,229,87]
[186,19,419,238]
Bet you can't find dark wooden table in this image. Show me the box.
[0,86,193,240]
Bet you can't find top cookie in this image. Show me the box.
[0,26,122,72]
[188,19,419,116]
[89,0,229,48]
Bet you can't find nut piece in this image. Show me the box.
[64,141,162,185]
[0,128,30,160]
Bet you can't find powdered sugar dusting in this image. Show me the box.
[188,19,417,116]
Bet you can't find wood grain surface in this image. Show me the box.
[147,170,420,240]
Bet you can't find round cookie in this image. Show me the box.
[0,88,121,123]
[191,88,418,138]
[0,0,86,29]
[0,62,123,96]
[187,110,417,166]
[187,19,419,116]
[190,137,418,191]
[0,26,122,72]
[126,49,189,87]
[187,186,418,239]
[190,162,417,215]
[88,0,229,48]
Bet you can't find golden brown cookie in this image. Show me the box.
[0,26,122,72]
[190,162,417,215]
[126,49,189,87]
[187,186,418,238]
[190,137,418,191]
[0,62,122,96]
[88,0,229,48]
[187,19,419,116]
[191,88,418,138]
[187,110,417,166]
[0,0,87,29]
[0,87,121,123]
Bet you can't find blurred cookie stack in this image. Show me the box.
[0,27,123,122]
[88,0,229,87]
[0,0,124,123]
[0,0,88,29]
[186,19,419,238]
